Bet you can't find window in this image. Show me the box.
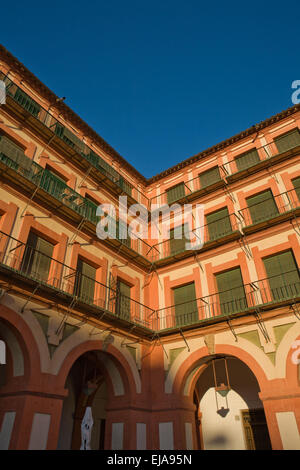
[235,149,260,171]
[119,176,133,196]
[166,183,185,204]
[206,207,232,241]
[40,168,68,201]
[215,267,247,315]
[199,166,221,189]
[263,250,300,301]
[54,123,85,152]
[169,224,189,255]
[14,88,40,117]
[21,231,54,282]
[117,279,131,320]
[117,220,131,248]
[84,194,99,224]
[274,129,300,154]
[173,282,198,327]
[0,135,28,168]
[246,189,278,225]
[75,258,96,304]
[292,176,300,202]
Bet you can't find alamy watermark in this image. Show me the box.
[95,197,205,250]
[291,80,300,104]
[291,340,300,365]
[0,340,5,365]
[0,80,6,105]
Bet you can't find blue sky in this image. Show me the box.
[1,1,299,177]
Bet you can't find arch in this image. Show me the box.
[0,304,41,384]
[56,340,138,399]
[171,344,269,399]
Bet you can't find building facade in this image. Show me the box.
[0,45,299,450]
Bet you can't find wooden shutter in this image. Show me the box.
[119,176,133,196]
[263,250,300,301]
[14,88,40,117]
[199,167,221,189]
[169,224,188,255]
[22,232,54,282]
[117,279,131,320]
[216,267,247,315]
[206,207,232,241]
[235,149,260,171]
[292,177,300,202]
[84,195,98,224]
[166,183,185,204]
[246,189,278,224]
[173,282,198,326]
[0,135,29,169]
[274,129,300,153]
[40,168,66,201]
[76,259,96,304]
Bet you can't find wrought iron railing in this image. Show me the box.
[149,132,300,206]
[0,146,153,259]
[147,212,239,262]
[153,271,300,330]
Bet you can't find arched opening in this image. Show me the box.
[193,355,272,450]
[57,349,124,450]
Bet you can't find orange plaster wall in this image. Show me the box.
[38,155,77,189]
[17,214,68,265]
[69,242,108,287]
[236,177,281,211]
[205,250,251,295]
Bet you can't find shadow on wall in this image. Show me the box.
[195,357,271,450]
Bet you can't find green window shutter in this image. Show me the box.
[263,250,300,301]
[76,259,96,304]
[22,232,54,282]
[199,166,221,189]
[173,282,198,326]
[14,88,40,117]
[169,224,188,255]
[40,168,67,201]
[206,207,232,241]
[235,149,260,171]
[246,189,279,225]
[0,135,30,170]
[117,279,131,320]
[119,176,133,196]
[292,177,300,202]
[216,267,247,315]
[275,129,300,153]
[166,183,185,204]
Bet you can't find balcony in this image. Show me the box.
[149,132,300,207]
[0,229,298,335]
[154,270,300,331]
[0,230,155,334]
[150,171,225,207]
[239,188,300,234]
[0,73,149,207]
[224,134,300,182]
[148,212,241,264]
